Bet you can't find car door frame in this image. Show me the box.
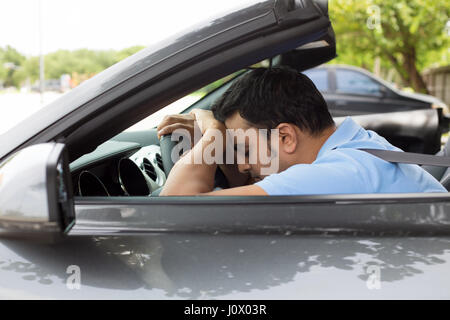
[70,194,450,236]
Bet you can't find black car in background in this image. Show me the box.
[303,64,449,117]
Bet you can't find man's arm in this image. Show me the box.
[157,111,250,191]
[160,127,221,195]
[160,126,267,196]
[201,184,267,196]
[159,111,267,196]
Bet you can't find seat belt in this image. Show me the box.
[359,149,450,167]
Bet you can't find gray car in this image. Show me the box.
[302,64,449,116]
[1,0,450,300]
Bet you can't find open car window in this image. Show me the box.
[124,67,265,132]
[69,63,450,200]
[48,0,447,203]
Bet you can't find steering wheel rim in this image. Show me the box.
[159,134,177,177]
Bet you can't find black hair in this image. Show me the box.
[212,67,334,136]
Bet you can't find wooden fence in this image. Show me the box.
[423,65,450,106]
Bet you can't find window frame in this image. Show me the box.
[69,193,450,236]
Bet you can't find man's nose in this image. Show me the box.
[237,163,251,174]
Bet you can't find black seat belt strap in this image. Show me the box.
[359,149,450,167]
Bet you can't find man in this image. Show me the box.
[158,67,446,196]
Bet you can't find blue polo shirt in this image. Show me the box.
[255,117,446,195]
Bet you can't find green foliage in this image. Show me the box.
[10,56,40,85]
[1,0,448,93]
[0,64,6,83]
[0,45,145,88]
[42,47,146,80]
[330,0,450,92]
[114,46,146,61]
[0,45,25,66]
[44,49,113,79]
[0,45,26,87]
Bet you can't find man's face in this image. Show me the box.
[224,112,283,181]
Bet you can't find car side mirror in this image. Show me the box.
[0,143,75,242]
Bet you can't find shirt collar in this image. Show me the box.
[316,117,362,158]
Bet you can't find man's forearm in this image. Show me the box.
[160,128,224,196]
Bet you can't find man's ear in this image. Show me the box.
[275,123,298,154]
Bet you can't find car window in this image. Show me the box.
[125,68,256,132]
[336,69,382,96]
[302,69,328,91]
[125,76,229,132]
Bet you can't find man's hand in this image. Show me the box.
[157,113,196,140]
[156,109,224,140]
[189,109,225,134]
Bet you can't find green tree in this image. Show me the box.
[44,49,112,79]
[0,45,26,87]
[11,56,40,85]
[114,45,145,62]
[43,46,145,80]
[330,0,450,93]
[0,63,7,85]
[0,44,145,88]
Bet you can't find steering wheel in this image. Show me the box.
[159,134,177,177]
[159,134,229,189]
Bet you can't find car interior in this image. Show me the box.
[60,2,448,200]
[69,68,255,197]
[69,56,450,198]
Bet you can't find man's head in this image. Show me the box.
[212,67,335,180]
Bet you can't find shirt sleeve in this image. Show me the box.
[255,160,369,196]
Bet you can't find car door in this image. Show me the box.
[63,194,450,299]
[2,196,450,299]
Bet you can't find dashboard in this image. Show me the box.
[70,140,166,197]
